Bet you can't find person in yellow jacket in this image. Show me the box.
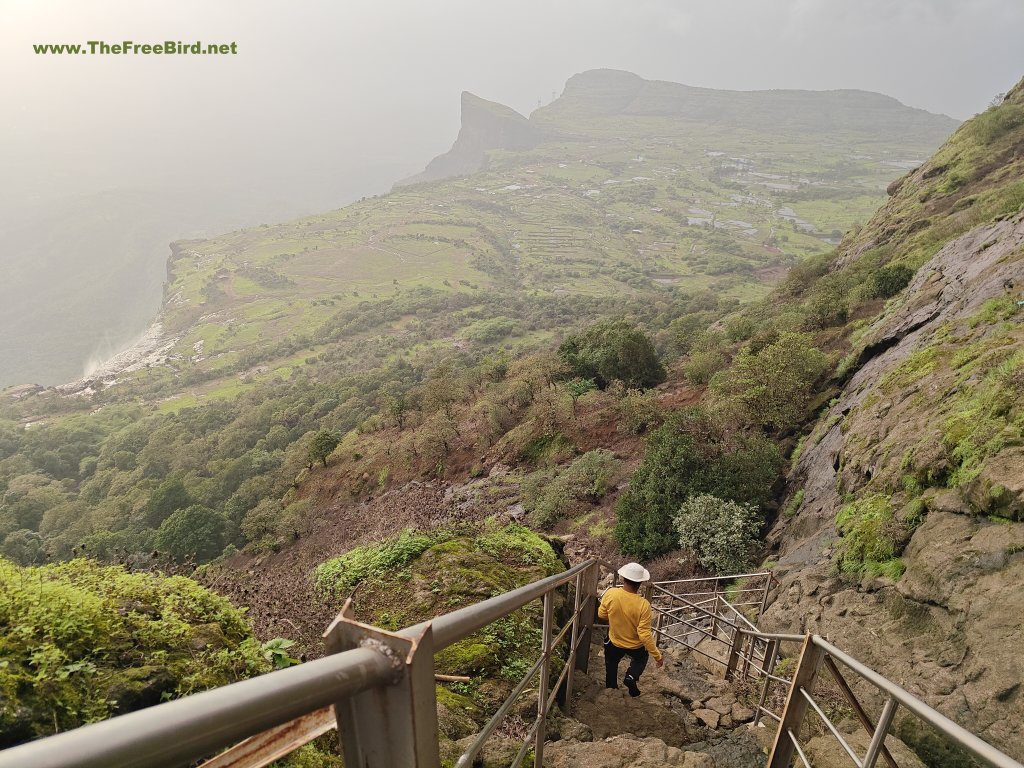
[598,562,663,696]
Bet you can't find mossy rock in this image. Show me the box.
[318,522,565,729]
[104,665,177,714]
[436,686,480,739]
[0,557,267,748]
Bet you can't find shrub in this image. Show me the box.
[559,320,666,390]
[969,103,1024,145]
[674,494,762,574]
[462,317,517,343]
[0,557,266,747]
[867,264,915,299]
[803,276,849,329]
[682,348,727,385]
[708,332,830,431]
[614,408,783,559]
[522,449,620,528]
[616,389,664,435]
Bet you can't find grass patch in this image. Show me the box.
[834,494,907,581]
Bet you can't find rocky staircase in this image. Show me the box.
[542,641,772,768]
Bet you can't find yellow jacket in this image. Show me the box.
[598,586,662,661]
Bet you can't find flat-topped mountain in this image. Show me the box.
[399,68,958,186]
[535,68,957,138]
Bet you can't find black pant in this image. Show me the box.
[604,637,649,688]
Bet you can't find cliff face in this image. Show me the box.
[764,79,1024,757]
[394,92,549,187]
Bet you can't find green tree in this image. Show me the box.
[674,494,761,574]
[709,332,830,431]
[143,478,192,528]
[154,505,229,562]
[379,382,410,430]
[307,429,341,468]
[615,408,782,560]
[559,320,666,390]
[1,529,46,565]
[565,377,596,414]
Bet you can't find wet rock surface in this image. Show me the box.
[766,211,1024,757]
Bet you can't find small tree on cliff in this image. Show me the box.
[308,429,341,468]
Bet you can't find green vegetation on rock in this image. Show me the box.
[0,557,267,748]
[834,495,908,580]
[312,521,563,752]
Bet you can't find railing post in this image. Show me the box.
[574,563,599,673]
[758,574,771,622]
[725,626,743,680]
[822,656,899,768]
[863,697,900,768]
[564,571,583,712]
[711,584,721,638]
[534,592,554,768]
[741,633,754,679]
[755,638,779,726]
[325,601,441,768]
[767,635,825,768]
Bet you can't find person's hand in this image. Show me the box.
[655,656,664,668]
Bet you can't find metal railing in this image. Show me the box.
[5,564,1022,768]
[648,574,1024,768]
[0,559,613,768]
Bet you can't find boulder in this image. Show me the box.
[545,735,714,768]
[693,709,720,729]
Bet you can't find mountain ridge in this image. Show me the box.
[399,68,958,187]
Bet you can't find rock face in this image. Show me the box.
[765,207,1024,756]
[545,735,714,768]
[394,92,549,186]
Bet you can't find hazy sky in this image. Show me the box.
[2,0,1022,205]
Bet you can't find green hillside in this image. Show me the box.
[5,68,1024,763]
[0,71,957,568]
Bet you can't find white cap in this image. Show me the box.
[617,562,651,583]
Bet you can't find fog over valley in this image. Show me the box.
[2,0,1022,385]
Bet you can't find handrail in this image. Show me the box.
[402,559,592,649]
[5,563,1020,768]
[649,574,1024,768]
[653,571,773,585]
[812,637,1023,768]
[0,557,607,768]
[0,647,395,768]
